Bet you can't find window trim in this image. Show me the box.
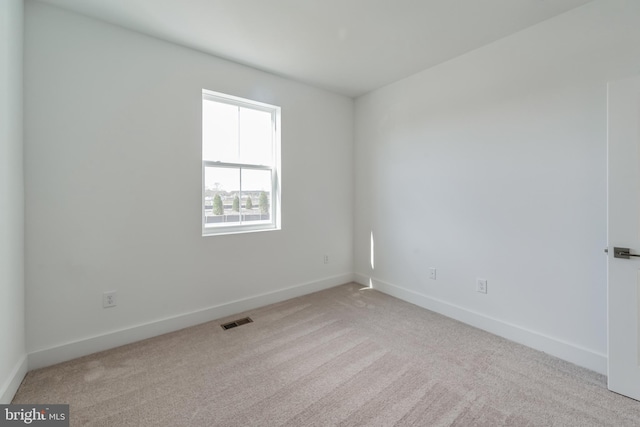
[201,89,281,236]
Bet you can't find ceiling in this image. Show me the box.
[37,0,593,97]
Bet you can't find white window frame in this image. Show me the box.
[202,89,281,236]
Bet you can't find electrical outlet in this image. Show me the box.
[103,291,117,308]
[476,279,488,294]
[324,254,329,264]
[429,268,436,280]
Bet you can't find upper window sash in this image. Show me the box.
[202,91,277,167]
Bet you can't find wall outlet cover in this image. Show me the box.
[476,279,488,294]
[103,291,117,308]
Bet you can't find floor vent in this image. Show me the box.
[221,317,253,330]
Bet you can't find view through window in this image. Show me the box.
[202,90,281,235]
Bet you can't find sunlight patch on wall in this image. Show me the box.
[369,231,375,288]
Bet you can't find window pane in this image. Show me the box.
[204,166,240,226]
[239,107,272,165]
[203,100,239,163]
[241,169,272,223]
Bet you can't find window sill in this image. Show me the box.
[202,224,281,237]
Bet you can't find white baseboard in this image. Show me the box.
[0,355,28,404]
[354,273,607,375]
[28,273,354,370]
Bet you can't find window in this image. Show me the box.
[202,89,281,236]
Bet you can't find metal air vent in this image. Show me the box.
[221,317,253,330]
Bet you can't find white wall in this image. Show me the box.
[0,0,27,404]
[24,1,354,367]
[355,0,640,374]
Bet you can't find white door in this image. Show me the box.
[607,75,640,400]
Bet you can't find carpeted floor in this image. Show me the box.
[13,283,640,426]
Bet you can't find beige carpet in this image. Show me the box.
[13,283,640,426]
